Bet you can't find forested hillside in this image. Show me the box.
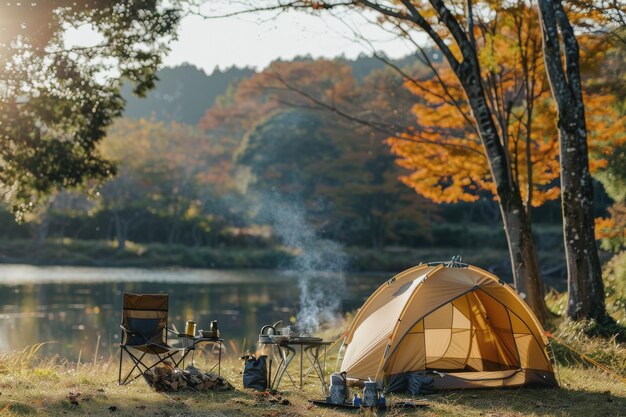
[121,64,255,124]
[119,54,438,124]
[1,49,622,279]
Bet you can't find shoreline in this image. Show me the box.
[0,238,574,286]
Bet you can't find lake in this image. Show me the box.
[0,265,388,361]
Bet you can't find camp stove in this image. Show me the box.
[258,322,330,395]
[258,321,323,344]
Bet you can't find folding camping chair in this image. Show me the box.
[118,293,188,385]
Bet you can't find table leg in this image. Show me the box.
[304,345,329,397]
[268,345,288,389]
[272,345,297,391]
[302,345,327,379]
[300,345,303,389]
[270,345,284,390]
[218,341,222,377]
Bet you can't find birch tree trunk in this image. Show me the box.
[536,0,606,320]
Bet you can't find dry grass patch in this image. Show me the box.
[0,353,622,417]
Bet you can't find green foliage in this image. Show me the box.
[545,251,626,373]
[236,109,337,195]
[595,142,626,202]
[602,251,626,324]
[229,60,437,249]
[0,1,179,218]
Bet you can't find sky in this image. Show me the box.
[159,5,421,72]
[64,3,425,75]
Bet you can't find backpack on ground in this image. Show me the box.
[242,355,268,391]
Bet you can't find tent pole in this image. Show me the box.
[374,264,444,380]
[334,339,345,373]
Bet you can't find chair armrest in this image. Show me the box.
[167,328,186,337]
[120,324,138,336]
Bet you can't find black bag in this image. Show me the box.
[407,372,435,395]
[243,355,268,391]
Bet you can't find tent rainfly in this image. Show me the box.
[340,263,558,389]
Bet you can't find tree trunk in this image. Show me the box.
[499,193,546,320]
[191,224,203,247]
[457,60,547,322]
[560,125,606,319]
[168,218,180,245]
[536,0,606,320]
[35,212,51,246]
[369,215,384,250]
[113,212,127,251]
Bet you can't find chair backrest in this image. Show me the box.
[122,293,168,346]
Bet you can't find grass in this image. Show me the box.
[0,250,623,416]
[0,309,625,417]
[0,352,624,417]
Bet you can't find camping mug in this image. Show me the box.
[210,320,219,338]
[186,320,196,336]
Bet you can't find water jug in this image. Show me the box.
[210,320,219,338]
[363,381,379,407]
[329,372,348,404]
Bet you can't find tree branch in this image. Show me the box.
[265,71,485,156]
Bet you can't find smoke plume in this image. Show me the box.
[258,194,348,332]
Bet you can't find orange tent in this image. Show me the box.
[340,263,557,389]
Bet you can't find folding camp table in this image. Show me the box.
[260,338,331,395]
[178,335,224,377]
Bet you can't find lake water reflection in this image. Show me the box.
[0,265,388,360]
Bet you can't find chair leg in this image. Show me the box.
[118,346,124,385]
[119,346,191,386]
[119,348,150,385]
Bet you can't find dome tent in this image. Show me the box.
[340,262,557,389]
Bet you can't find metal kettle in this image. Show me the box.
[258,324,275,343]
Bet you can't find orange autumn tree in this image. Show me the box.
[199,59,357,190]
[388,4,623,213]
[203,0,623,320]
